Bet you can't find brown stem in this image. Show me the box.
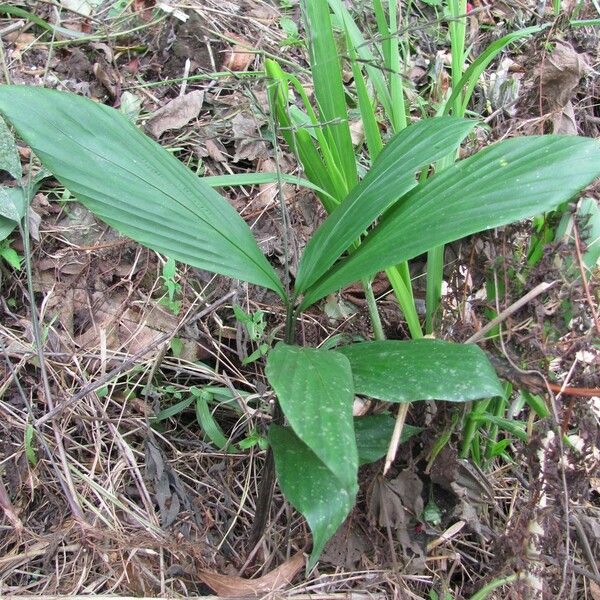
[248,305,295,548]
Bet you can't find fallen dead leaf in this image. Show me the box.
[221,32,255,72]
[368,472,426,570]
[552,100,578,135]
[231,112,268,162]
[133,0,156,22]
[254,158,293,210]
[198,551,304,597]
[146,91,204,138]
[540,42,589,112]
[60,0,100,16]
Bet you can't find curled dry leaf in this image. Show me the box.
[146,90,204,138]
[222,32,255,72]
[198,551,304,598]
[540,42,589,112]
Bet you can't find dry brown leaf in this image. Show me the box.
[540,42,589,112]
[133,0,156,22]
[552,100,578,135]
[221,33,255,72]
[146,91,204,138]
[198,551,304,598]
[591,580,600,600]
[254,158,293,210]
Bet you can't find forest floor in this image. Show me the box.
[0,1,599,598]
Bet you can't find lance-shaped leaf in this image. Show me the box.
[338,340,503,402]
[269,425,357,570]
[300,135,600,308]
[266,343,357,490]
[0,86,285,298]
[0,187,25,241]
[295,117,475,293]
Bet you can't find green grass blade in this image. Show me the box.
[348,43,383,161]
[386,0,407,131]
[266,59,345,210]
[301,0,357,190]
[386,265,423,338]
[425,245,444,334]
[194,393,231,451]
[328,0,393,124]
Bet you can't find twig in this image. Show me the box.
[573,222,600,336]
[465,281,556,344]
[382,403,409,476]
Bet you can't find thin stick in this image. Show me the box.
[465,281,556,344]
[382,403,409,475]
[573,222,600,336]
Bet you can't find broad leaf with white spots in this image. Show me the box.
[338,340,503,403]
[355,414,422,465]
[266,343,357,490]
[266,344,359,567]
[269,425,357,570]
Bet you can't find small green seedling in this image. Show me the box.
[0,238,21,270]
[233,304,270,364]
[159,256,182,315]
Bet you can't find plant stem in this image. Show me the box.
[363,279,385,341]
[425,0,467,334]
[248,303,296,548]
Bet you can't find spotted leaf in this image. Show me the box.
[338,339,503,402]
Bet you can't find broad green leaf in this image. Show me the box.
[0,186,26,222]
[301,135,600,307]
[151,397,195,422]
[300,0,357,190]
[0,116,22,179]
[338,340,504,402]
[266,343,357,490]
[0,187,26,241]
[0,244,21,269]
[355,414,422,465]
[295,117,475,293]
[269,424,356,569]
[0,86,285,298]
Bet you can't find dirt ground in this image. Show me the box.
[0,1,599,598]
